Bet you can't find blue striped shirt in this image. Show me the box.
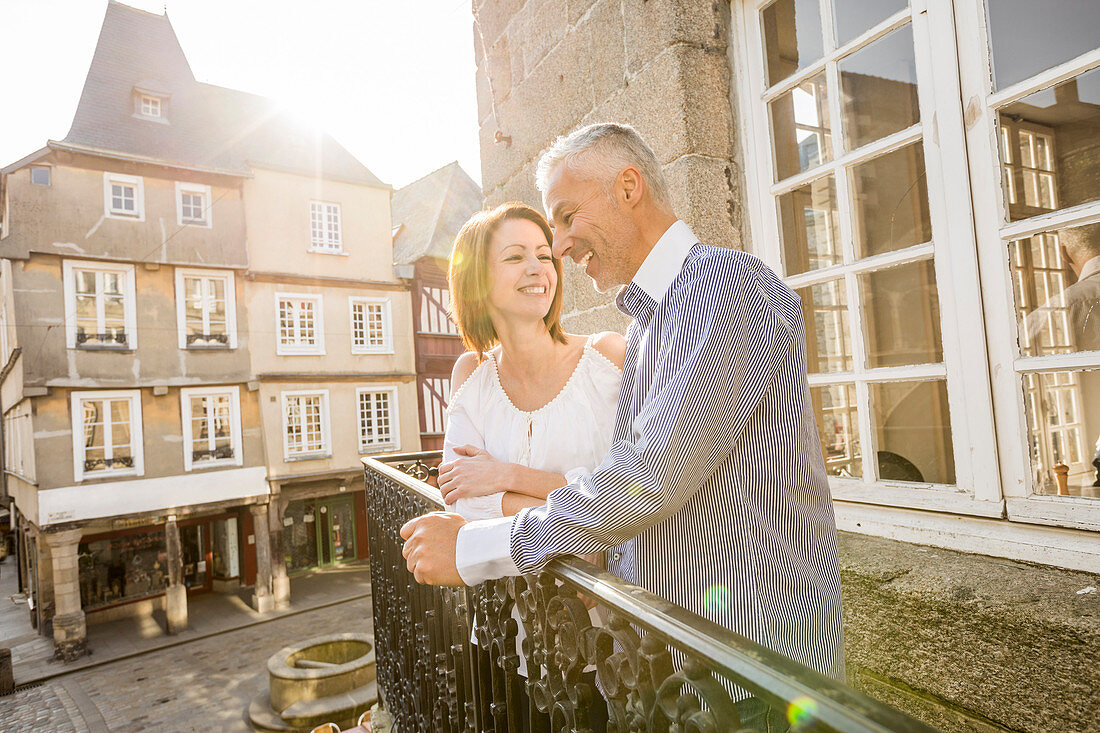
[455,221,845,688]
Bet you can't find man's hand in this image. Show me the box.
[400,512,467,586]
[438,445,514,503]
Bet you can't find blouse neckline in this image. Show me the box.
[488,338,589,417]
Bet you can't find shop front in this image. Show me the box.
[77,513,241,615]
[284,493,365,573]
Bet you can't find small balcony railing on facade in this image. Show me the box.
[363,452,938,733]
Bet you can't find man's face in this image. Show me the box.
[543,163,639,292]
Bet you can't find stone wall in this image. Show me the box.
[472,1,1100,731]
[473,0,742,334]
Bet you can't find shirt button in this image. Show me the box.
[612,553,622,561]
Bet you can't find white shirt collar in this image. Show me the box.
[1080,255,1100,281]
[631,220,699,302]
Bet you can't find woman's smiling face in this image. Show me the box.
[486,216,558,324]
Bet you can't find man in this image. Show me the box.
[401,122,845,728]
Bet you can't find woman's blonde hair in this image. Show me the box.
[449,202,567,358]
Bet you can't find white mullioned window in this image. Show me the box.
[953,0,1100,530]
[103,172,144,220]
[734,0,1000,518]
[282,390,330,459]
[735,0,1100,540]
[350,297,393,353]
[71,390,144,481]
[175,182,212,227]
[181,387,242,471]
[140,95,161,117]
[276,293,325,355]
[309,200,342,252]
[357,386,399,452]
[63,260,137,349]
[175,269,236,348]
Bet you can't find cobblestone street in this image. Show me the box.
[0,594,373,732]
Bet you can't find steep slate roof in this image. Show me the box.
[55,1,384,186]
[392,161,482,265]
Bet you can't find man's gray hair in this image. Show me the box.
[536,122,671,208]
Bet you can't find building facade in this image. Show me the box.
[0,1,417,659]
[471,0,1100,730]
[392,162,483,450]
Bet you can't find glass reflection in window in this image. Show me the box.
[839,24,919,151]
[850,143,932,258]
[1013,222,1100,357]
[811,384,861,477]
[998,66,1100,222]
[770,73,832,181]
[762,0,824,86]
[860,259,943,369]
[778,175,841,275]
[1023,369,1100,498]
[797,279,852,373]
[872,380,954,484]
[986,0,1100,90]
[833,0,907,47]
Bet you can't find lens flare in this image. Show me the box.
[787,695,819,730]
[703,585,730,613]
[627,482,644,497]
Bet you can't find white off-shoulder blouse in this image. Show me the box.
[443,337,623,520]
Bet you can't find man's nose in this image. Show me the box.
[551,230,571,260]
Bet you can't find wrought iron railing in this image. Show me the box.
[364,452,939,733]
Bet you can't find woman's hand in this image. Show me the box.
[438,446,515,503]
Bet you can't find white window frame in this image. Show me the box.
[281,389,331,460]
[357,385,400,453]
[175,182,212,228]
[731,0,1002,518]
[953,1,1100,532]
[70,389,144,481]
[275,292,325,355]
[63,260,138,349]
[349,296,393,354]
[180,386,243,471]
[140,94,161,118]
[309,200,343,253]
[175,268,237,349]
[102,172,145,220]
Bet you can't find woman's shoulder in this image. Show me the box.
[587,331,626,370]
[448,351,491,406]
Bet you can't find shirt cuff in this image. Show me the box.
[455,516,521,585]
[563,466,591,484]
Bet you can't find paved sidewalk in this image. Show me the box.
[0,555,372,685]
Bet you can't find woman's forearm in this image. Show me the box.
[501,491,545,516]
[506,465,567,500]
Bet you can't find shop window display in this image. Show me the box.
[78,530,168,609]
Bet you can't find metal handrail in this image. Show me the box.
[363,452,940,733]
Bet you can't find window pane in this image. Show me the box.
[778,175,842,275]
[1013,222,1100,357]
[770,73,832,181]
[762,0,824,86]
[833,0,907,47]
[76,271,96,295]
[860,259,943,368]
[997,67,1100,222]
[872,379,955,484]
[1023,369,1100,498]
[839,24,919,151]
[851,142,931,258]
[797,279,852,373]
[810,384,861,477]
[986,0,1100,90]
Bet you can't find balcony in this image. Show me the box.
[362,451,938,732]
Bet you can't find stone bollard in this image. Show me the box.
[0,648,13,696]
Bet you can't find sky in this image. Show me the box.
[0,0,483,190]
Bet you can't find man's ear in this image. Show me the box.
[618,167,644,208]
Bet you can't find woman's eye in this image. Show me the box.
[539,255,553,262]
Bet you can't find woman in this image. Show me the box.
[438,201,625,525]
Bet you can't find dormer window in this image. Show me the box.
[140,95,161,118]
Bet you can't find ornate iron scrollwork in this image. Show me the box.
[363,453,937,733]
